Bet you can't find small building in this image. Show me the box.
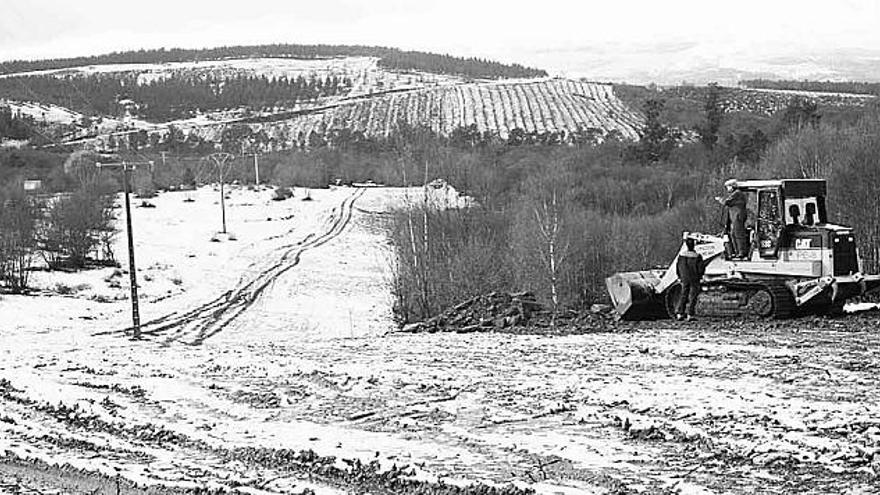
[23,179,42,192]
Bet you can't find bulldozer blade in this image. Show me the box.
[605,270,669,320]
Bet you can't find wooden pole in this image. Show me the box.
[97,159,153,339]
[220,177,227,233]
[121,164,141,338]
[254,153,260,186]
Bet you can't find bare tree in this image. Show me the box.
[63,150,101,186]
[39,182,118,270]
[531,189,570,322]
[399,158,430,316]
[0,186,41,293]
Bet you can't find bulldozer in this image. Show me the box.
[606,179,880,319]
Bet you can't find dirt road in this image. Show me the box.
[1,186,878,494]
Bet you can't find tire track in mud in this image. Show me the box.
[94,187,367,345]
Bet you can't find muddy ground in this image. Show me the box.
[1,186,878,494]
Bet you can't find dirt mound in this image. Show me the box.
[399,292,617,335]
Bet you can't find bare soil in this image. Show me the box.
[1,186,878,495]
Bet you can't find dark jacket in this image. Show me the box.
[676,250,705,284]
[724,190,747,233]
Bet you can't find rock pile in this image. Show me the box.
[401,291,543,333]
[399,292,618,335]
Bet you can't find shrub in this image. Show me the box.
[391,205,513,323]
[136,187,157,199]
[181,167,197,189]
[0,185,41,293]
[53,282,90,295]
[272,187,293,201]
[39,182,118,270]
[54,282,74,295]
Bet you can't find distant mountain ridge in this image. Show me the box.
[530,43,880,86]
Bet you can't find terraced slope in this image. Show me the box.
[182,79,645,148]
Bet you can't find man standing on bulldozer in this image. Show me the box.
[716,179,749,259]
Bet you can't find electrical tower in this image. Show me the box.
[207,152,235,234]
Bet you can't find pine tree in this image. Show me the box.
[698,83,723,151]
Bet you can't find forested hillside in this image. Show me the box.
[0,45,553,140]
[0,73,353,122]
[0,44,547,80]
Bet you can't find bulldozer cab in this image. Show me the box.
[736,179,828,259]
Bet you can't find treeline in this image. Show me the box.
[742,79,880,96]
[211,123,620,154]
[91,121,627,167]
[0,44,547,80]
[0,73,352,122]
[133,74,352,121]
[0,149,65,190]
[386,98,880,323]
[75,125,619,193]
[614,84,853,167]
[377,50,546,79]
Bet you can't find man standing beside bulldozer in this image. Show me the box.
[716,179,749,259]
[675,238,705,321]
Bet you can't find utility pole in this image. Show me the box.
[252,153,260,186]
[158,151,166,182]
[207,152,234,234]
[240,147,260,186]
[96,160,154,339]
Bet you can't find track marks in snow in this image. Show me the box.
[95,187,366,345]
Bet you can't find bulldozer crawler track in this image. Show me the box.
[667,279,797,320]
[762,280,796,319]
[94,188,367,344]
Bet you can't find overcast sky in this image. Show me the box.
[2,0,879,78]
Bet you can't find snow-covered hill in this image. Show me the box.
[1,56,648,148]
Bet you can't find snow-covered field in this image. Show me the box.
[747,87,877,100]
[0,99,83,125]
[1,186,879,494]
[0,57,465,99]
